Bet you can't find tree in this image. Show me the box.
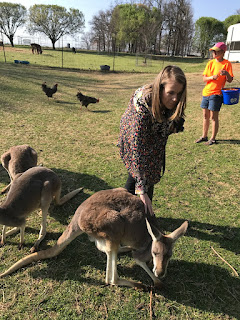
[111,3,163,54]
[90,9,113,52]
[111,4,142,53]
[28,4,85,49]
[162,0,193,56]
[223,15,240,30]
[137,4,163,54]
[0,2,26,47]
[194,17,225,58]
[81,31,93,50]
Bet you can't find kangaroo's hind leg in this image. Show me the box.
[1,225,26,249]
[30,181,53,253]
[1,226,19,246]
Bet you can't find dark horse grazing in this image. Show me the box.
[31,43,42,54]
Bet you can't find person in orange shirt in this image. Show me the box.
[195,42,234,145]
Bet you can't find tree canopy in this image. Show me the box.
[223,15,240,30]
[194,17,225,58]
[0,2,27,47]
[90,0,193,56]
[28,4,85,49]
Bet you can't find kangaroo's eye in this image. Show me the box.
[152,252,160,257]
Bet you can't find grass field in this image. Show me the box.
[0,50,240,319]
[0,45,207,73]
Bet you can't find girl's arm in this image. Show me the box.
[203,74,218,82]
[220,69,233,83]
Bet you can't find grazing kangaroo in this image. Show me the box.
[0,188,188,289]
[1,144,38,194]
[31,43,42,54]
[0,166,83,253]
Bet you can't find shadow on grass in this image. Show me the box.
[0,164,10,187]
[217,139,240,145]
[54,100,77,105]
[90,110,111,113]
[157,217,240,255]
[52,100,110,113]
[161,259,240,319]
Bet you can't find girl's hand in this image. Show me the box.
[140,193,154,216]
[220,69,233,82]
[212,74,219,80]
[220,69,227,76]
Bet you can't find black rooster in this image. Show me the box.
[42,82,58,98]
[76,91,99,109]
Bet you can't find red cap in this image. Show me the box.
[209,42,227,52]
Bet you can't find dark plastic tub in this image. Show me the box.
[100,65,110,71]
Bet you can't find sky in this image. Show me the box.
[1,0,240,46]
[2,0,240,30]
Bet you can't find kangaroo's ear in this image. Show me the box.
[1,152,11,167]
[167,221,188,242]
[146,218,163,241]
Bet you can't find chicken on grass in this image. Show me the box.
[42,83,58,98]
[76,91,99,109]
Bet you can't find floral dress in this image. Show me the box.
[118,86,172,195]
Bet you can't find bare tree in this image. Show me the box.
[0,2,26,47]
[90,9,113,52]
[162,0,193,56]
[28,5,84,49]
[81,32,93,50]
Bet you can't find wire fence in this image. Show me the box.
[0,46,164,74]
[0,34,205,73]
[16,35,87,50]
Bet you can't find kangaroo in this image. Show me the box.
[0,166,83,253]
[0,188,188,289]
[1,144,38,194]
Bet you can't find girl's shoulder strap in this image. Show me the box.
[133,86,149,112]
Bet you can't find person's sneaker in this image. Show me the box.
[205,139,217,145]
[195,136,208,143]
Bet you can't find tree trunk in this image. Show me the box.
[8,34,14,47]
[51,40,56,50]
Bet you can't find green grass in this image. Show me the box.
[0,56,240,320]
[0,45,207,73]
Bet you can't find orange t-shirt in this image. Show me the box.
[202,59,234,96]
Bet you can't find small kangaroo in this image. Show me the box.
[0,188,188,289]
[1,144,38,194]
[0,166,83,252]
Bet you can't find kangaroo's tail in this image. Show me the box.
[0,223,82,278]
[57,187,83,206]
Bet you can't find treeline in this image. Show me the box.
[87,0,240,57]
[0,1,240,57]
[89,0,194,56]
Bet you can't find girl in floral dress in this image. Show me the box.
[118,65,187,215]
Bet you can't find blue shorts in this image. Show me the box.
[200,95,223,112]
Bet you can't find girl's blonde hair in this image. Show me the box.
[143,65,187,122]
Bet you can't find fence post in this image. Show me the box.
[1,32,6,63]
